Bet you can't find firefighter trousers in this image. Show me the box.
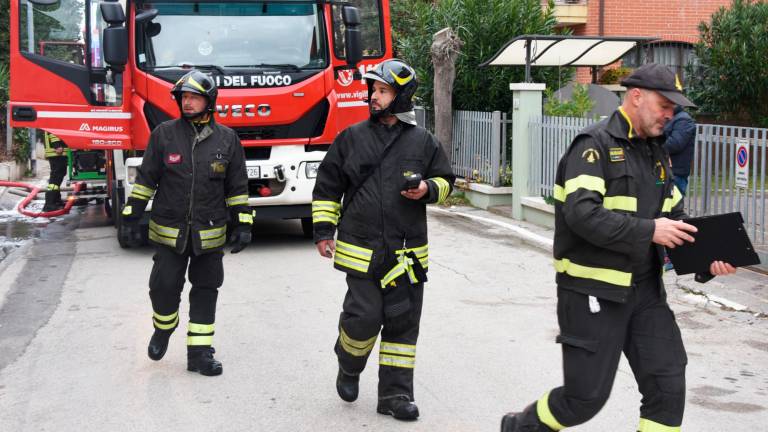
[148,242,224,347]
[522,276,687,431]
[45,156,67,205]
[335,274,424,401]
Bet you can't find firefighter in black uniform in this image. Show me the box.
[312,59,455,421]
[121,70,252,376]
[42,131,69,212]
[500,64,736,432]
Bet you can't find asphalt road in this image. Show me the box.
[0,207,766,431]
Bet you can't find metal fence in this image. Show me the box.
[529,115,597,198]
[688,125,767,246]
[528,116,767,248]
[415,107,511,187]
[451,110,511,186]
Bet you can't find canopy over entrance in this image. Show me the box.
[480,35,658,82]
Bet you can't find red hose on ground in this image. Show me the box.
[0,180,86,218]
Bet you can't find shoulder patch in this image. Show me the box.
[581,148,600,163]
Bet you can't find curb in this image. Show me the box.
[429,206,554,251]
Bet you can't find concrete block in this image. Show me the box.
[521,196,555,229]
[0,162,21,181]
[463,182,513,210]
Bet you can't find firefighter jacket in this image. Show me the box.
[312,119,455,287]
[553,108,687,303]
[43,132,69,159]
[126,118,251,255]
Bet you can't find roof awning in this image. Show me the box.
[480,35,658,82]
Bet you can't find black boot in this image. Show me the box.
[501,413,519,432]
[376,396,419,421]
[147,328,174,361]
[336,368,359,402]
[500,404,555,432]
[42,191,64,212]
[187,346,223,376]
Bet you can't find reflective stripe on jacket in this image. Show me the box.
[43,132,69,159]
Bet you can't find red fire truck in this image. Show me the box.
[10,0,392,245]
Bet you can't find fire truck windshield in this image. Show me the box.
[137,2,328,71]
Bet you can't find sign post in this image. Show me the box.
[735,139,749,189]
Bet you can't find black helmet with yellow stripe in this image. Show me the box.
[363,59,418,124]
[171,70,218,118]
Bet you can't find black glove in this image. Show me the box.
[228,224,252,254]
[120,197,147,247]
[121,197,148,222]
[122,220,144,247]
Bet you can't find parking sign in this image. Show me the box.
[735,139,749,189]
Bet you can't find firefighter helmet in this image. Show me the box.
[171,70,218,118]
[363,59,418,122]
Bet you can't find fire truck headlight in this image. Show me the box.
[305,162,321,179]
[127,166,138,184]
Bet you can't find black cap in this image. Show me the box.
[620,63,696,108]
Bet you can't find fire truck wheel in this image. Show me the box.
[104,196,113,220]
[116,217,131,249]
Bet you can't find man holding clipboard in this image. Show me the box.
[501,64,737,432]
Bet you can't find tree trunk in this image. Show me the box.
[431,27,462,163]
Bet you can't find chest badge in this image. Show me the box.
[655,161,666,185]
[581,148,600,163]
[609,147,625,162]
[167,153,182,164]
[211,160,227,174]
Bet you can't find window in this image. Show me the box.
[138,2,327,70]
[332,0,384,59]
[622,41,697,82]
[18,0,87,65]
[90,0,124,105]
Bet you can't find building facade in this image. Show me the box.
[547,0,731,82]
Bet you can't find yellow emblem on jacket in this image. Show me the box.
[581,148,600,163]
[211,160,227,174]
[655,161,666,184]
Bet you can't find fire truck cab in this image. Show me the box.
[10,0,392,245]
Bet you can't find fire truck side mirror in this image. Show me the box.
[101,2,128,71]
[100,1,125,25]
[135,8,159,24]
[136,9,161,38]
[103,27,128,70]
[342,6,362,69]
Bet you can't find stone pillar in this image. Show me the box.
[510,83,545,219]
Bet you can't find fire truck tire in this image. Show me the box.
[300,217,313,239]
[104,195,113,220]
[117,218,131,248]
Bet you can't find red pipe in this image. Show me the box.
[0,180,86,218]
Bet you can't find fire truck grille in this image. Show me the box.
[232,99,328,141]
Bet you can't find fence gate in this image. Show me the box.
[688,124,767,249]
[529,115,597,198]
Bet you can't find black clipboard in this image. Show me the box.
[667,212,761,275]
